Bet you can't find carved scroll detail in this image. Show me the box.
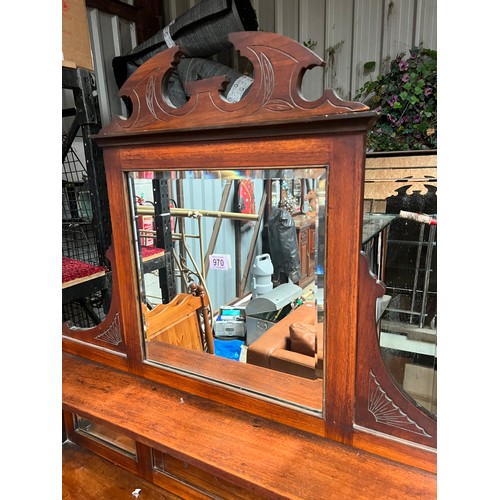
[146,76,157,118]
[95,313,122,346]
[99,31,370,137]
[368,370,432,438]
[260,52,274,104]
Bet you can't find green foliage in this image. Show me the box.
[363,61,376,73]
[355,46,437,152]
[303,38,317,51]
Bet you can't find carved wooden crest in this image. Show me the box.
[99,31,369,136]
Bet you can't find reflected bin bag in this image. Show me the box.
[267,207,301,283]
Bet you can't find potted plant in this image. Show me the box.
[355,45,437,152]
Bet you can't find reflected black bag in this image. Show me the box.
[267,208,301,283]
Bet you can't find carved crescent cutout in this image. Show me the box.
[100,31,369,136]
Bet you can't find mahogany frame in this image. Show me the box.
[62,31,436,473]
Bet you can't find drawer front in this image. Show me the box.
[153,449,259,500]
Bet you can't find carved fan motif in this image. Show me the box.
[95,314,122,346]
[368,370,432,438]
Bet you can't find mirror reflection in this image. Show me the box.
[377,212,437,417]
[128,168,326,411]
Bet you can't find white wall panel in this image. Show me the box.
[382,0,416,61]
[251,0,276,33]
[351,0,384,98]
[161,1,436,102]
[299,0,326,100]
[87,9,113,126]
[325,0,354,99]
[87,8,136,125]
[275,0,299,41]
[415,0,437,49]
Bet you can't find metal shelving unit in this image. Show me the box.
[62,66,112,327]
[382,218,437,331]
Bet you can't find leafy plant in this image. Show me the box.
[303,38,317,51]
[355,46,437,152]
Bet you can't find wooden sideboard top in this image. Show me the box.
[63,353,436,499]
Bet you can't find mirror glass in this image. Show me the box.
[377,215,437,417]
[128,167,326,414]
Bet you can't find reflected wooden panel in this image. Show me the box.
[145,341,323,412]
[144,283,214,354]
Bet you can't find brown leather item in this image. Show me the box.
[289,322,316,356]
[246,303,323,379]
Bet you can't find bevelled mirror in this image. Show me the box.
[128,167,326,414]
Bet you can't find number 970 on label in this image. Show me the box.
[209,254,231,270]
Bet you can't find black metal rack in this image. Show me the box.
[382,186,437,331]
[128,176,177,307]
[62,66,112,327]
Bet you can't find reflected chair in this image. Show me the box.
[143,283,214,354]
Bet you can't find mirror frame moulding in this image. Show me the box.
[61,31,436,472]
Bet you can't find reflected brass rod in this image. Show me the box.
[172,233,199,240]
[139,229,200,240]
[137,205,258,221]
[198,216,205,279]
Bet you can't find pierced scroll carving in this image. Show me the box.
[368,370,432,438]
[100,31,369,136]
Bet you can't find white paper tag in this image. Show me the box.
[209,254,231,270]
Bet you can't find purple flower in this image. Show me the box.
[389,95,398,107]
[402,73,410,83]
[413,114,421,123]
[424,87,433,97]
[399,60,409,71]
